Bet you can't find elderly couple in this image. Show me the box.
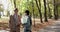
[9,8,32,32]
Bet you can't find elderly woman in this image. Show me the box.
[21,10,32,32]
[9,8,21,32]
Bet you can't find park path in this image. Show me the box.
[0,19,60,32]
[38,19,60,32]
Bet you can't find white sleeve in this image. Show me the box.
[21,16,24,24]
[21,16,28,24]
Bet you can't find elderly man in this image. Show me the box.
[9,8,21,32]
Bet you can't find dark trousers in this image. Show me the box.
[24,24,31,32]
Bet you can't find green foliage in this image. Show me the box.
[9,0,60,18]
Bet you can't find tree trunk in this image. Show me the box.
[38,0,43,23]
[27,0,29,10]
[0,13,1,18]
[32,0,35,26]
[35,0,43,23]
[54,0,58,20]
[47,0,52,19]
[14,0,16,8]
[43,0,48,22]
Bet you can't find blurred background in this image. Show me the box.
[0,0,60,32]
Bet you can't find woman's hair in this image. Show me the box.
[14,8,18,12]
[25,10,29,15]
